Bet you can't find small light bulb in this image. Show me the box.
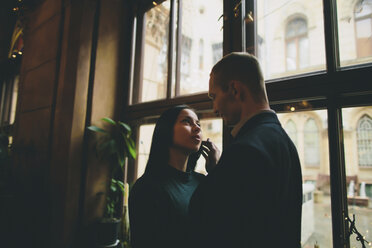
[290,106,295,112]
[18,51,22,55]
[12,54,16,58]
[152,1,157,5]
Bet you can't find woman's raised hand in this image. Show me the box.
[200,138,221,173]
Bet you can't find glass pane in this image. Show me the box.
[342,106,372,247]
[257,0,326,80]
[10,75,19,124]
[179,0,223,95]
[137,124,155,178]
[278,108,332,247]
[337,0,372,67]
[141,2,170,103]
[136,116,223,179]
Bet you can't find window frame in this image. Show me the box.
[124,1,372,247]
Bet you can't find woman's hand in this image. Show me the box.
[200,138,221,173]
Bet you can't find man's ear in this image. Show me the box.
[229,80,245,101]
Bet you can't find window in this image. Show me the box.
[278,109,331,247]
[286,18,309,71]
[357,115,372,167]
[338,0,372,66]
[140,2,170,103]
[256,0,326,80]
[180,34,192,84]
[343,107,372,247]
[304,118,320,166]
[130,0,223,104]
[212,42,223,65]
[355,0,372,58]
[127,0,372,246]
[284,119,297,147]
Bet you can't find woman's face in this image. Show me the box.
[172,109,202,153]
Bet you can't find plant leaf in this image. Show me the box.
[101,117,116,125]
[124,135,137,159]
[118,121,131,133]
[87,126,107,133]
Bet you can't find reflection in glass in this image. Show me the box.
[141,2,170,103]
[278,109,332,247]
[342,107,372,247]
[338,0,372,67]
[179,0,223,95]
[257,0,326,80]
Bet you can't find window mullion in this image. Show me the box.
[327,99,349,248]
[323,0,340,73]
[175,0,181,97]
[167,0,176,99]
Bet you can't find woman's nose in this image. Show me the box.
[193,123,201,133]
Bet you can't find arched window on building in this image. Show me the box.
[199,39,204,70]
[285,17,309,71]
[285,119,297,147]
[357,115,372,167]
[355,0,372,58]
[304,118,320,166]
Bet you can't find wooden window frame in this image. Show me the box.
[124,1,372,246]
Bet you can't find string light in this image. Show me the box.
[290,106,295,112]
[152,1,157,6]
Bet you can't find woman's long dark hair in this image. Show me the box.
[144,105,201,176]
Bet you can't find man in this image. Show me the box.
[189,52,303,248]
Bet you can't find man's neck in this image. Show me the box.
[231,108,274,138]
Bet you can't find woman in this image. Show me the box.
[129,105,220,248]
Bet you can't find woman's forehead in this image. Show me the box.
[178,109,198,119]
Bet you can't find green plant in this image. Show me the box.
[87,117,136,219]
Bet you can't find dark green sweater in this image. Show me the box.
[129,165,204,248]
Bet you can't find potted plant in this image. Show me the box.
[87,117,136,247]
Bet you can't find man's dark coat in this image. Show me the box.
[189,112,303,248]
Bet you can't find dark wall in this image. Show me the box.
[5,0,133,247]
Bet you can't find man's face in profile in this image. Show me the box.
[208,74,240,126]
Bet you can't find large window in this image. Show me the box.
[130,0,223,104]
[127,0,372,247]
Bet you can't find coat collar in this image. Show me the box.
[233,111,280,140]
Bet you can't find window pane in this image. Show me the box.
[337,0,372,66]
[342,106,372,247]
[136,117,223,179]
[278,109,332,247]
[137,124,155,178]
[141,2,170,103]
[179,0,223,95]
[257,0,326,80]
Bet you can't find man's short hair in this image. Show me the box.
[211,52,266,103]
